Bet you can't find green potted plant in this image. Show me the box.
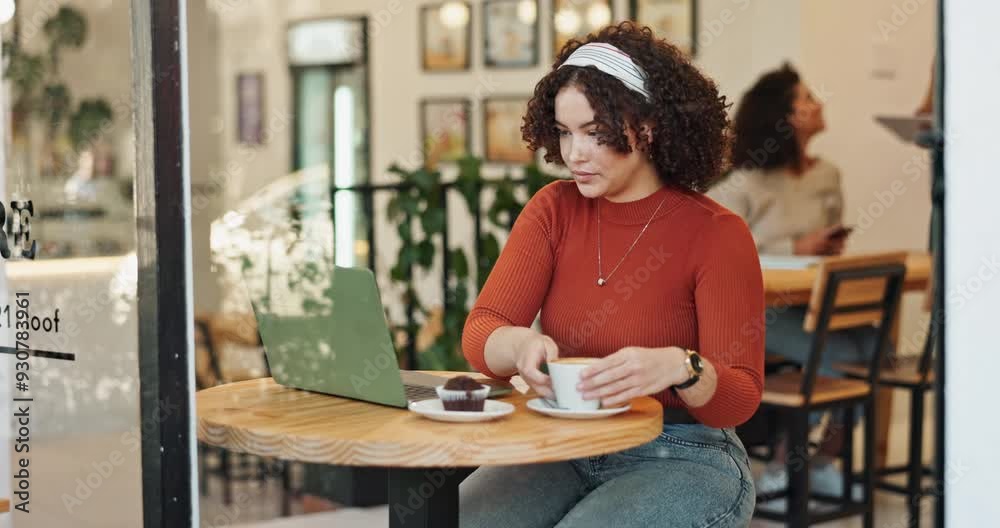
[3,6,115,178]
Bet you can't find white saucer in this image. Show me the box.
[526,398,631,419]
[408,399,514,423]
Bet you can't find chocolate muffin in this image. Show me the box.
[436,375,490,411]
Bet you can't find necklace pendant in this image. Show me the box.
[597,278,606,286]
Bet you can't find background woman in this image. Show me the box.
[710,64,880,498]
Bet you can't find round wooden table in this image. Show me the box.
[197,373,663,528]
[763,252,930,306]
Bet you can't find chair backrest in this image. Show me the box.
[194,314,223,389]
[799,252,909,399]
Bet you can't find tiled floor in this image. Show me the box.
[201,474,933,528]
[201,392,936,527]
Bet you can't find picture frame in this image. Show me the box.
[421,2,472,71]
[237,72,265,145]
[551,0,614,58]
[630,0,698,57]
[420,98,472,168]
[483,96,533,164]
[483,0,539,68]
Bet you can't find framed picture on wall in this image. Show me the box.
[484,96,533,164]
[421,2,472,71]
[420,98,472,168]
[630,0,697,56]
[483,0,539,68]
[237,72,265,145]
[552,0,613,58]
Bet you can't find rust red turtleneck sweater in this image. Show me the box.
[462,180,765,428]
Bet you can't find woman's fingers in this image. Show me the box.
[581,374,636,402]
[577,361,632,393]
[518,344,554,398]
[579,349,629,379]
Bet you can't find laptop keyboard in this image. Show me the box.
[404,385,438,402]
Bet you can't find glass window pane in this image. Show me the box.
[0,1,140,525]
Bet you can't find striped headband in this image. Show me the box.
[558,42,651,101]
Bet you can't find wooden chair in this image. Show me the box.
[753,252,908,528]
[195,313,295,515]
[834,266,937,527]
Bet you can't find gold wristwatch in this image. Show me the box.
[674,349,703,390]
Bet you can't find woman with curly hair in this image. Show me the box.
[710,64,879,499]
[460,22,762,527]
[709,64,849,256]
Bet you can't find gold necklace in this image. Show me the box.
[596,196,668,286]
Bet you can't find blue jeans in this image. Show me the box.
[765,307,885,376]
[460,424,755,527]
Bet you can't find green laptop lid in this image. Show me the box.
[252,266,408,407]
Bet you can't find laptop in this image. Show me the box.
[246,264,511,408]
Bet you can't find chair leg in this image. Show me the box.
[842,406,856,501]
[908,388,926,528]
[221,450,233,505]
[282,460,292,517]
[863,398,877,528]
[200,445,212,497]
[787,410,811,527]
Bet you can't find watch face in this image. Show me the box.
[690,352,703,373]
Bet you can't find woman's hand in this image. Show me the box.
[514,331,560,399]
[577,346,689,408]
[794,225,846,256]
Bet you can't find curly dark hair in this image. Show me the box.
[521,22,729,193]
[729,63,802,171]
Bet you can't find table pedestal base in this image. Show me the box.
[387,467,474,528]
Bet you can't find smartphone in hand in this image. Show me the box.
[827,225,854,240]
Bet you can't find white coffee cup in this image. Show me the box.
[547,358,601,411]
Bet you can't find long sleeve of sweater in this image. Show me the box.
[685,213,765,427]
[462,185,560,379]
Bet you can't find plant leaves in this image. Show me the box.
[420,207,446,235]
[400,194,421,215]
[396,220,411,243]
[450,248,469,279]
[398,245,418,271]
[44,7,88,50]
[419,341,447,371]
[386,195,402,220]
[411,168,438,193]
[387,163,408,179]
[416,240,435,267]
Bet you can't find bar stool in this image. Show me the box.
[753,252,907,527]
[835,277,938,527]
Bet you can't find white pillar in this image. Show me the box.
[945,0,1000,524]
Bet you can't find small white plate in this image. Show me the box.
[526,398,631,419]
[408,399,515,423]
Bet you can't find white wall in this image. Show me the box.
[214,0,809,200]
[203,0,936,349]
[799,0,937,355]
[187,0,225,313]
[945,0,1000,523]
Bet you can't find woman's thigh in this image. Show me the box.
[460,461,588,528]
[554,426,754,528]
